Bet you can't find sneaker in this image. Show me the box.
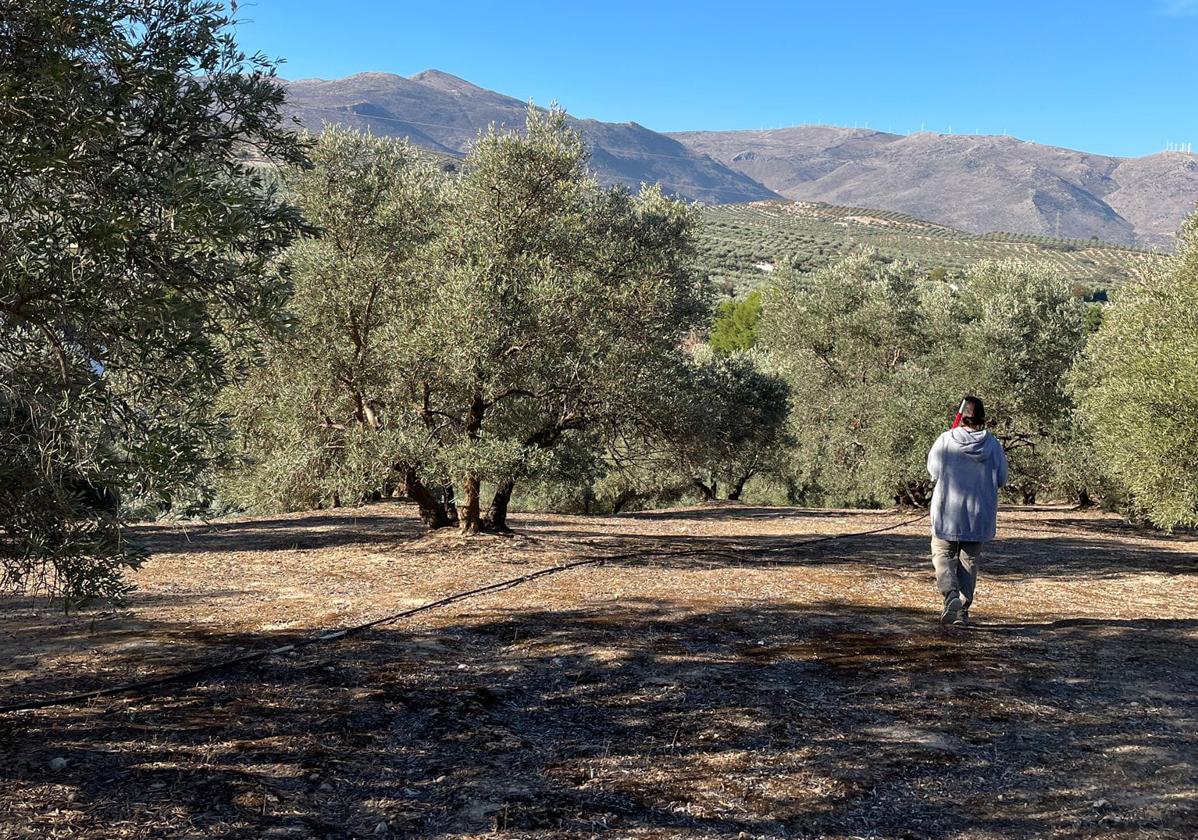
[941,593,964,626]
[953,609,969,627]
[958,609,970,626]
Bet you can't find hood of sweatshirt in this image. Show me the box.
[948,426,991,461]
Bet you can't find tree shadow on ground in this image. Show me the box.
[617,506,890,523]
[521,524,1198,579]
[135,505,425,555]
[0,592,270,699]
[2,598,1195,839]
[793,531,1198,579]
[1034,515,1198,543]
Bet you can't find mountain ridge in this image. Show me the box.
[281,70,778,205]
[280,70,1198,248]
[669,126,1198,248]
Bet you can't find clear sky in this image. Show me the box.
[234,0,1197,158]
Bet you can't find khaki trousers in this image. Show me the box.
[931,537,982,608]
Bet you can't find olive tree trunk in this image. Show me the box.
[482,420,580,531]
[727,473,751,501]
[459,392,486,534]
[460,474,482,534]
[402,466,451,529]
[485,476,517,531]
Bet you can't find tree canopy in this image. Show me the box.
[224,111,710,532]
[1075,209,1198,528]
[760,256,1089,507]
[0,0,306,602]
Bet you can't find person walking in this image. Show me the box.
[926,396,1009,626]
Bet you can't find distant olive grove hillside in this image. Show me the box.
[695,201,1167,297]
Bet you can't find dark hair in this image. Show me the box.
[960,395,985,427]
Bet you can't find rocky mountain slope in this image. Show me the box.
[670,127,1198,249]
[282,70,777,204]
[280,70,1198,249]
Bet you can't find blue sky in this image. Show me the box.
[235,1,1197,158]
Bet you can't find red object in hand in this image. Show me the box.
[951,398,967,429]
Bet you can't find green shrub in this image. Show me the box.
[710,291,764,354]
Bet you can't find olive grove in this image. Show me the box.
[759,255,1090,507]
[6,0,1197,609]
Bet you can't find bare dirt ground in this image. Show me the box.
[1,502,1196,839]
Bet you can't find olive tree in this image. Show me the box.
[425,115,705,531]
[1075,210,1198,527]
[224,110,708,533]
[219,128,449,524]
[666,348,791,501]
[760,255,945,505]
[938,260,1088,503]
[0,0,305,603]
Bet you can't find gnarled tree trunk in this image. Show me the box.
[482,419,582,531]
[402,465,450,529]
[727,473,752,501]
[460,473,482,534]
[459,391,486,534]
[485,476,516,531]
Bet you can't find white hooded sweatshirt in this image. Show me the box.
[926,426,1009,542]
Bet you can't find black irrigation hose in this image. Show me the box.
[0,557,604,715]
[0,509,929,715]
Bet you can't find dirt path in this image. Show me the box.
[2,503,1196,838]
